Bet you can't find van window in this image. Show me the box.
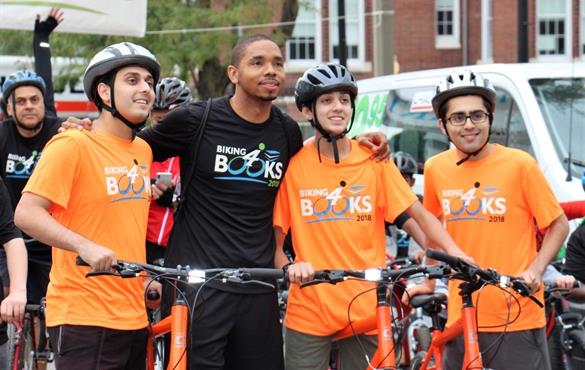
[491,88,533,156]
[381,85,534,171]
[384,86,448,173]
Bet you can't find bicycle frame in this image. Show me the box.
[146,294,189,370]
[418,305,482,370]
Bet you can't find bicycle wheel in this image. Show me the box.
[414,326,431,353]
[7,323,17,370]
[17,318,34,370]
[410,350,427,370]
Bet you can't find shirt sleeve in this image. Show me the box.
[522,159,563,229]
[273,175,291,235]
[138,102,204,162]
[0,178,21,245]
[23,133,80,210]
[378,160,418,224]
[423,158,442,218]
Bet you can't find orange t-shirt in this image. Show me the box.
[424,145,563,332]
[274,141,417,336]
[23,129,152,330]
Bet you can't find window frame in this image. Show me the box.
[535,0,573,61]
[435,0,461,49]
[327,0,368,71]
[285,0,323,72]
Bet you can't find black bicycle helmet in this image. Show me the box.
[294,63,358,164]
[153,77,192,110]
[392,151,417,175]
[83,42,160,138]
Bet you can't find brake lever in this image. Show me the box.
[300,279,336,288]
[86,271,120,278]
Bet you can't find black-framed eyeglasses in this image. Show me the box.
[447,110,490,126]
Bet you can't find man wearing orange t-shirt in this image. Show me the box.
[273,64,465,370]
[424,70,569,369]
[14,42,160,370]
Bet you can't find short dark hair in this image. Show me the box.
[231,34,275,66]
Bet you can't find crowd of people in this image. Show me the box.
[1,8,585,370]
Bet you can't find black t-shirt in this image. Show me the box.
[0,177,21,245]
[139,96,303,293]
[0,116,60,256]
[565,223,585,283]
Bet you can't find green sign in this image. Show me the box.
[349,92,389,137]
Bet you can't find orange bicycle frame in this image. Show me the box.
[419,306,483,370]
[146,298,189,370]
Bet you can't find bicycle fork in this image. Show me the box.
[147,296,189,370]
[370,285,396,369]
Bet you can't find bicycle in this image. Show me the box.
[300,262,450,370]
[410,250,542,370]
[544,279,585,370]
[75,257,284,370]
[7,301,53,370]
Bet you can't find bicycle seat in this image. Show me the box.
[559,312,584,325]
[410,293,447,313]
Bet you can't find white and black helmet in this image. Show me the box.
[392,151,417,175]
[83,42,160,103]
[431,70,496,117]
[153,77,192,110]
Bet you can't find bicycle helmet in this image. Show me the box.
[431,70,496,117]
[153,77,192,110]
[1,70,46,101]
[83,42,160,137]
[392,151,417,175]
[294,63,358,164]
[432,70,496,166]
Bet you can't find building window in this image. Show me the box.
[329,0,364,62]
[435,0,460,48]
[536,0,572,59]
[286,0,321,63]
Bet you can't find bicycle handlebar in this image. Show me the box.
[301,264,450,288]
[425,250,543,307]
[75,256,284,285]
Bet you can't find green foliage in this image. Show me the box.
[0,0,299,99]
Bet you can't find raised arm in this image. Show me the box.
[33,8,64,116]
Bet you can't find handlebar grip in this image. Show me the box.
[239,268,284,280]
[426,250,461,268]
[76,256,90,266]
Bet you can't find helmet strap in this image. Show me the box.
[10,94,43,133]
[100,76,146,140]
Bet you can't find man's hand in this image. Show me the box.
[554,274,577,291]
[35,8,64,36]
[0,289,26,323]
[287,262,315,284]
[77,242,117,272]
[144,279,162,310]
[58,116,92,133]
[519,267,543,295]
[402,279,436,306]
[355,132,390,161]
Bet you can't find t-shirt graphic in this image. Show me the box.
[4,150,41,179]
[298,183,373,223]
[104,161,151,202]
[213,142,284,187]
[441,183,506,223]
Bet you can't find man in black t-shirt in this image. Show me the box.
[0,9,63,309]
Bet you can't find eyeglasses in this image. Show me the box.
[447,110,490,126]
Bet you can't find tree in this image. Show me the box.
[0,0,299,100]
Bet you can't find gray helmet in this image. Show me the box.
[431,70,496,117]
[295,63,358,111]
[153,77,192,110]
[83,42,160,103]
[392,151,417,175]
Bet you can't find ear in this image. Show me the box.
[97,82,111,105]
[301,106,314,121]
[438,119,448,136]
[6,101,14,116]
[227,65,238,85]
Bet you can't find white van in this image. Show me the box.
[352,63,585,211]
